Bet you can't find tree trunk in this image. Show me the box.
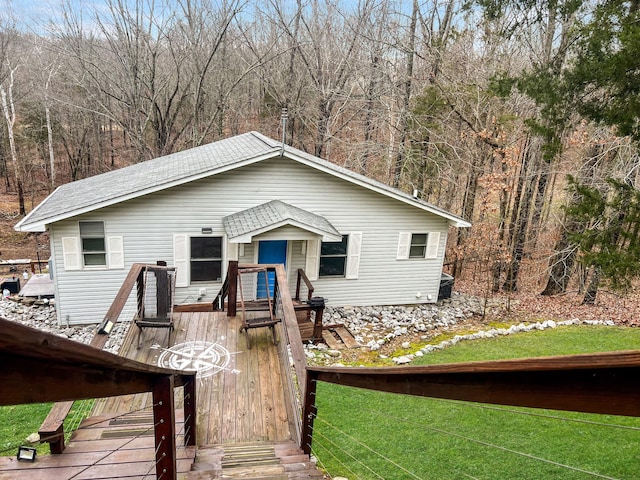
[1,70,25,216]
[540,230,578,295]
[392,0,418,187]
[582,267,600,305]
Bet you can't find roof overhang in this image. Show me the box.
[223,200,342,243]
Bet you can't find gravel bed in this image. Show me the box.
[0,297,128,354]
[1,292,616,365]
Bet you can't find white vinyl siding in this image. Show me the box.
[50,157,451,325]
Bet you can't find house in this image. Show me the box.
[15,132,471,325]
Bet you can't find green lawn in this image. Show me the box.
[0,400,94,456]
[313,325,640,479]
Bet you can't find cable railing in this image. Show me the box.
[311,392,640,479]
[303,351,640,478]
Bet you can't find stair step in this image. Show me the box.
[188,441,325,480]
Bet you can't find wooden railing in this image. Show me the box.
[294,268,314,304]
[1,317,196,480]
[301,350,640,455]
[217,262,310,445]
[34,262,196,480]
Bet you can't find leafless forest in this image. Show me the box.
[1,0,639,306]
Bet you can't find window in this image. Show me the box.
[319,235,348,277]
[190,237,222,282]
[80,221,106,266]
[409,233,428,258]
[397,231,441,260]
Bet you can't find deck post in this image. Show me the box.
[301,369,319,455]
[136,268,146,319]
[183,374,197,446]
[155,261,169,319]
[152,375,177,480]
[228,261,238,317]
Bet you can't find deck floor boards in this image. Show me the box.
[0,310,294,479]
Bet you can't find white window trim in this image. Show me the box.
[173,234,189,287]
[107,236,125,269]
[397,232,412,260]
[62,231,125,271]
[305,238,320,281]
[397,231,441,260]
[345,232,362,279]
[61,236,81,271]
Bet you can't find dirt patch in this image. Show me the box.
[0,193,50,273]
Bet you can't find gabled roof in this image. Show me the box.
[223,200,342,243]
[15,132,471,232]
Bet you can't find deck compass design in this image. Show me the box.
[154,340,238,378]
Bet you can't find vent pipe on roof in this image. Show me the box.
[280,107,288,157]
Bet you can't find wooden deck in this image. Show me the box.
[0,310,296,479]
[93,310,294,446]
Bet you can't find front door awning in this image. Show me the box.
[223,200,343,243]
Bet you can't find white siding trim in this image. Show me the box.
[227,240,239,261]
[426,232,441,259]
[345,232,362,279]
[107,236,125,269]
[62,236,81,270]
[173,234,189,287]
[305,238,320,281]
[396,232,411,260]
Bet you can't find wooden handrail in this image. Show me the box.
[301,350,640,454]
[2,317,196,480]
[295,268,314,302]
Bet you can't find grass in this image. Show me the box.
[313,325,640,479]
[0,400,94,457]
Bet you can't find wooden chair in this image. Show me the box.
[135,265,176,348]
[238,266,280,349]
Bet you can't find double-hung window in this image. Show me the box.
[319,235,349,277]
[190,237,222,282]
[397,231,441,260]
[409,233,428,258]
[80,221,106,266]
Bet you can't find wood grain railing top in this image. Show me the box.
[307,350,640,417]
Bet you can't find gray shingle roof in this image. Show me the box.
[15,131,471,231]
[223,200,342,242]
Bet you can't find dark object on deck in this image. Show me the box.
[1,277,20,294]
[308,296,325,308]
[438,273,454,300]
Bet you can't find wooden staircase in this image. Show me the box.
[186,441,325,479]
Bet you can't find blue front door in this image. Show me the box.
[257,240,287,298]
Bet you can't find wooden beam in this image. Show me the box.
[92,263,145,350]
[183,376,197,447]
[228,260,238,317]
[153,376,177,480]
[0,318,193,406]
[38,401,73,454]
[273,265,307,389]
[301,370,318,455]
[308,350,640,417]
